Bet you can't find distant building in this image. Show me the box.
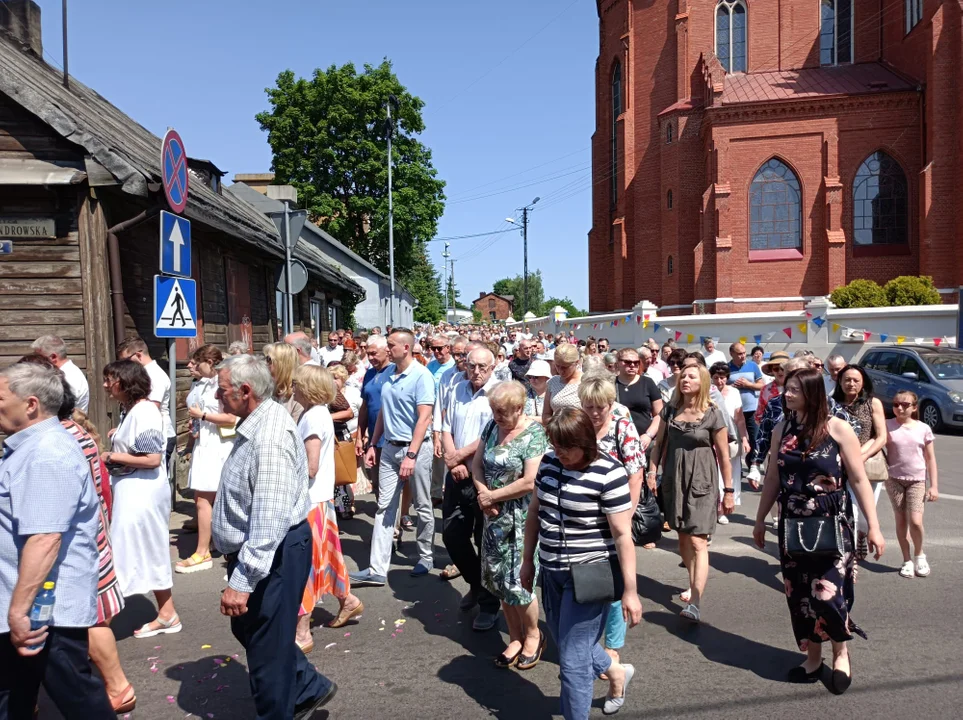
[473,292,514,322]
[590,0,958,315]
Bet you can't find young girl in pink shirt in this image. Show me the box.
[885,391,939,578]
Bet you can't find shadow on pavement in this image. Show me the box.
[109,593,167,641]
[709,548,784,593]
[437,653,559,719]
[165,654,256,719]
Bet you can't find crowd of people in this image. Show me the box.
[0,324,941,719]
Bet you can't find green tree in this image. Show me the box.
[492,270,545,315]
[445,274,468,310]
[405,246,445,324]
[256,60,446,313]
[884,275,941,306]
[540,297,583,318]
[829,279,887,308]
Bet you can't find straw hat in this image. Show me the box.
[762,350,790,374]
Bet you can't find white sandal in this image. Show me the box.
[680,604,700,623]
[899,561,914,578]
[679,589,692,603]
[134,614,182,639]
[914,554,931,577]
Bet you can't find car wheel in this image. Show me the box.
[920,401,942,432]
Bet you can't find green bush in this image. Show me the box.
[884,275,942,306]
[829,279,887,308]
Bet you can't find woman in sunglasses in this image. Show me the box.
[885,391,939,578]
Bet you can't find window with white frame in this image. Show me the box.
[906,0,923,33]
[716,1,747,73]
[820,0,852,65]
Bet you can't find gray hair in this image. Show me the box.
[31,335,68,359]
[792,349,815,359]
[581,355,612,379]
[366,334,387,349]
[217,354,275,400]
[430,334,450,347]
[602,352,618,366]
[784,357,812,373]
[0,363,64,415]
[228,341,249,356]
[287,335,313,358]
[825,353,845,366]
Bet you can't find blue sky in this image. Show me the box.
[36,0,598,310]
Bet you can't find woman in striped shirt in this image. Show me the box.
[521,408,642,718]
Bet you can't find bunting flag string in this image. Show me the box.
[783,327,792,339]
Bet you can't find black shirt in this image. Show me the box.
[509,356,533,391]
[616,376,661,434]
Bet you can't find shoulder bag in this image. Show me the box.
[334,432,358,486]
[555,470,625,604]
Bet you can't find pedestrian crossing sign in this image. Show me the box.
[154,275,197,338]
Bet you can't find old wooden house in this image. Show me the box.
[0,2,363,438]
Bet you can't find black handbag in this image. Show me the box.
[631,485,662,547]
[783,516,845,559]
[556,480,625,604]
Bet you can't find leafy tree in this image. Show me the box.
[405,246,445,324]
[884,275,941,306]
[541,297,583,318]
[256,60,446,316]
[471,307,483,323]
[492,270,545,315]
[829,279,887,308]
[445,274,468,310]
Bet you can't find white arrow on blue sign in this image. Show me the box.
[159,210,191,278]
[154,275,197,338]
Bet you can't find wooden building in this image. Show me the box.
[0,4,362,440]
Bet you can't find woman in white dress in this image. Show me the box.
[101,359,181,638]
[709,361,751,524]
[176,344,236,574]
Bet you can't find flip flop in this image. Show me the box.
[439,564,461,581]
[134,614,182,639]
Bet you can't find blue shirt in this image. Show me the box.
[426,358,455,386]
[728,359,764,412]
[379,361,436,443]
[0,417,100,632]
[361,365,392,449]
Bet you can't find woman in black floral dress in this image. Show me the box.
[753,368,885,695]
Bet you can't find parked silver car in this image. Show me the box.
[857,345,963,431]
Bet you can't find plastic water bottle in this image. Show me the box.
[28,581,55,650]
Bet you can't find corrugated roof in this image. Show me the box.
[721,63,917,106]
[0,31,283,258]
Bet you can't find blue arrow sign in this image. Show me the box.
[159,211,191,277]
[154,275,197,338]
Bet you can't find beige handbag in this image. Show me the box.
[864,450,887,482]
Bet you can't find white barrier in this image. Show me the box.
[507,298,958,362]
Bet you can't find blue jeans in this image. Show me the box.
[541,568,612,720]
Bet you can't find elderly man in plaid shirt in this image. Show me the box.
[212,355,336,719]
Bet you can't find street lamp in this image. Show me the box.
[506,197,539,315]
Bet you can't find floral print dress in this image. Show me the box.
[480,420,548,605]
[777,416,865,649]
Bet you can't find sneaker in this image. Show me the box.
[294,681,338,720]
[914,554,931,577]
[472,611,499,632]
[747,464,762,485]
[410,560,433,577]
[717,515,729,525]
[348,569,386,587]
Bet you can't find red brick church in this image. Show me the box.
[589,0,959,315]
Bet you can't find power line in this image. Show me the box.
[447,147,590,199]
[429,227,519,242]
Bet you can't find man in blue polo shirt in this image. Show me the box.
[728,342,766,475]
[351,329,436,586]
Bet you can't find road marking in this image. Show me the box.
[938,492,963,502]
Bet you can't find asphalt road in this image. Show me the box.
[40,434,963,719]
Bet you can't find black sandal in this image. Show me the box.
[494,649,521,668]
[516,632,546,671]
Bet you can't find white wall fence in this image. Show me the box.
[507,298,959,362]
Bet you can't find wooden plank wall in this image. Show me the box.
[0,186,86,368]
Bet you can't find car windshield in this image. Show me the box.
[922,354,963,379]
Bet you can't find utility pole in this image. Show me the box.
[520,197,539,315]
[386,95,399,327]
[441,242,451,322]
[449,259,456,319]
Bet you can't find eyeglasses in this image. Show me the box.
[892,401,916,409]
[452,352,467,359]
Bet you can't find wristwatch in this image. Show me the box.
[723,488,735,494]
[405,450,417,460]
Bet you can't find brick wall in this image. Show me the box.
[473,294,513,321]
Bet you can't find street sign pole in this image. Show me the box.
[168,338,176,431]
[283,201,293,335]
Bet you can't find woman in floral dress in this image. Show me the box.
[473,381,547,669]
[753,368,885,694]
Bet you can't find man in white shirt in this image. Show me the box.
[639,346,664,385]
[31,335,89,413]
[824,353,846,397]
[283,332,320,366]
[441,347,500,631]
[319,332,344,367]
[702,337,728,368]
[116,337,175,463]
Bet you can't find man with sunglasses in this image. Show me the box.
[508,339,534,392]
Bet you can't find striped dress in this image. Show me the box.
[535,453,631,571]
[61,420,124,622]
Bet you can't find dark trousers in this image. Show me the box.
[0,627,113,720]
[743,411,760,466]
[441,472,500,614]
[227,522,333,720]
